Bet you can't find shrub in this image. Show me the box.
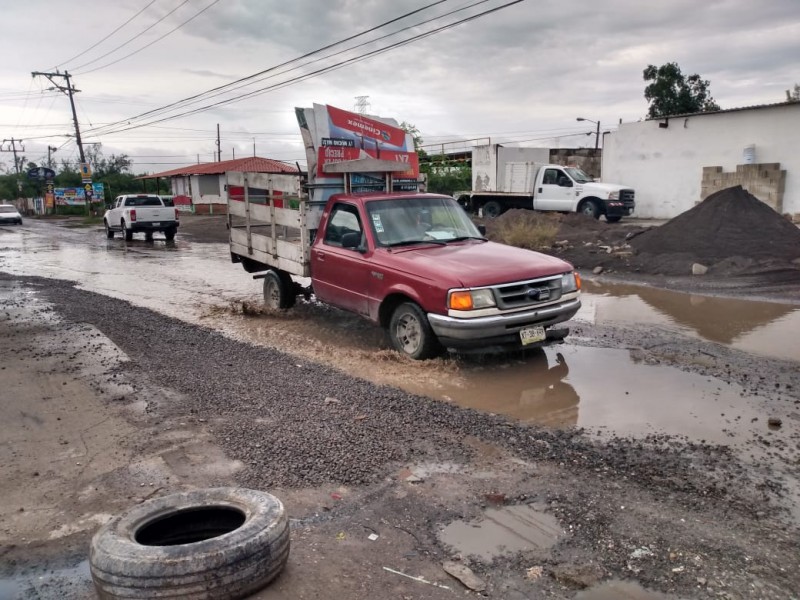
[488,212,559,250]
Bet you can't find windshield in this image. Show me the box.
[366,196,482,247]
[0,206,17,213]
[564,167,593,183]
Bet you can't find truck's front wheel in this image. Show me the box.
[388,302,440,360]
[578,199,601,219]
[263,270,295,310]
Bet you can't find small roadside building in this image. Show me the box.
[601,101,800,219]
[142,157,300,214]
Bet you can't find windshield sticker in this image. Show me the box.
[372,213,385,233]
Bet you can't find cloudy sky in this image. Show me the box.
[0,0,797,173]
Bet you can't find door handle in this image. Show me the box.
[317,251,325,262]
[538,187,542,193]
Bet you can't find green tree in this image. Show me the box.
[787,84,800,102]
[399,121,423,151]
[643,62,720,118]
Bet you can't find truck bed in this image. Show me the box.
[227,171,319,277]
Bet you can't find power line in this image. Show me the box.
[82,0,450,136]
[70,0,192,72]
[50,0,159,71]
[75,0,222,76]
[87,0,523,137]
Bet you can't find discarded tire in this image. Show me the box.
[90,487,289,599]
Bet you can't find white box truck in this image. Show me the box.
[456,144,635,222]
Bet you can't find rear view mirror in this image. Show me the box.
[477,224,487,236]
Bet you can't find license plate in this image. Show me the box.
[520,326,546,346]
[151,222,160,226]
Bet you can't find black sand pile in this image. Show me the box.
[631,186,800,264]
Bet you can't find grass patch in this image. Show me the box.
[488,212,560,250]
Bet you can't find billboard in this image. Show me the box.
[54,183,105,205]
[296,104,420,204]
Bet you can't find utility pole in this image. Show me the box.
[216,124,221,162]
[1,138,24,174]
[252,138,256,157]
[48,145,58,169]
[31,71,86,164]
[232,147,235,160]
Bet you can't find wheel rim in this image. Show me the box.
[581,203,596,216]
[265,279,280,309]
[395,313,422,355]
[484,204,500,218]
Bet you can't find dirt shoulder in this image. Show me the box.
[1,273,798,599]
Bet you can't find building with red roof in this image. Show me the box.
[141,156,300,214]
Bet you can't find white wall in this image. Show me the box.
[602,103,800,218]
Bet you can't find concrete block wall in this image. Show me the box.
[701,163,786,212]
[549,149,601,179]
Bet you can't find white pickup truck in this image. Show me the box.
[104,194,179,241]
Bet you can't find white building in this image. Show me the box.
[602,101,800,219]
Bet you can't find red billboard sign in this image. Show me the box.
[326,105,407,149]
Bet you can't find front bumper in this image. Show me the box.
[0,217,22,224]
[427,297,581,350]
[605,201,635,217]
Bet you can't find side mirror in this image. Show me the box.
[341,231,364,251]
[477,224,487,236]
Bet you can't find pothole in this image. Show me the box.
[439,504,564,561]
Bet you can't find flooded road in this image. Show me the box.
[1,221,797,449]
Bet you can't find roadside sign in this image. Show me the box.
[84,183,94,200]
[27,166,56,180]
[46,183,54,194]
[80,163,92,182]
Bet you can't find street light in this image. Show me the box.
[576,117,600,151]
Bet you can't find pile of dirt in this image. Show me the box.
[631,186,800,264]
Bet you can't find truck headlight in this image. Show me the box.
[561,272,581,293]
[607,191,619,200]
[448,288,497,310]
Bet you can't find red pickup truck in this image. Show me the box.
[226,104,580,359]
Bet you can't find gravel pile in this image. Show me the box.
[631,185,800,266]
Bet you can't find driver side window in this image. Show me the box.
[543,169,561,185]
[324,203,363,248]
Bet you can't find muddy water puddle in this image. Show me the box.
[576,580,684,600]
[579,280,800,362]
[439,504,564,560]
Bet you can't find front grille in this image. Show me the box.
[493,276,562,310]
[620,189,635,206]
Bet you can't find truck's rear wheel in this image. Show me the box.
[388,302,440,360]
[164,227,176,241]
[263,270,295,310]
[105,221,114,239]
[122,220,133,241]
[482,200,502,219]
[578,199,600,219]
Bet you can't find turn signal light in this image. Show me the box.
[175,208,179,220]
[449,291,473,310]
[575,272,582,290]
